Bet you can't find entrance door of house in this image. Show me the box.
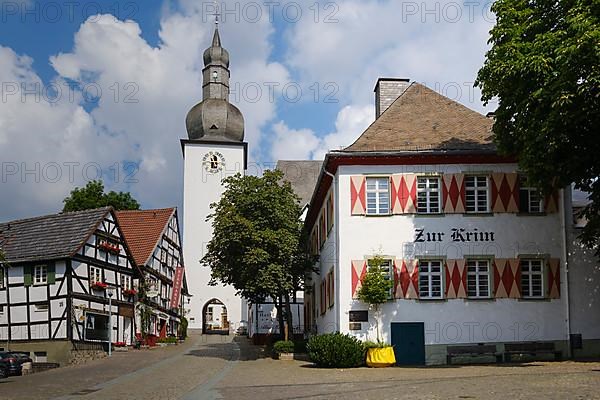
[391,322,425,366]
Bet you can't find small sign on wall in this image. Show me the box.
[349,322,362,331]
[349,310,368,322]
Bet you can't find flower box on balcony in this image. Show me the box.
[123,289,137,297]
[91,282,108,291]
[99,241,120,254]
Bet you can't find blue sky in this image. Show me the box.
[0,0,496,220]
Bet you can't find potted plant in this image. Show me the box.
[91,281,108,291]
[272,340,295,360]
[123,288,137,297]
[99,240,120,254]
[357,254,396,367]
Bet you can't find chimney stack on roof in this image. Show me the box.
[374,78,410,119]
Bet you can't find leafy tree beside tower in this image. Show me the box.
[202,170,316,338]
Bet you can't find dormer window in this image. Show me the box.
[34,265,48,285]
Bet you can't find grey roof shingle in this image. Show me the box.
[276,160,323,207]
[0,207,111,263]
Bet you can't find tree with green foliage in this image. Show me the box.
[202,170,315,337]
[476,0,600,251]
[62,180,140,212]
[357,255,393,343]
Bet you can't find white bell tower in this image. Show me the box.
[181,26,247,333]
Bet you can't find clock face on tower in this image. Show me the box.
[202,151,226,173]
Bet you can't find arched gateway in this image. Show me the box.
[202,298,229,335]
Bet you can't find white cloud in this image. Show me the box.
[265,0,497,162]
[271,121,320,161]
[0,0,499,219]
[270,103,374,161]
[0,8,289,220]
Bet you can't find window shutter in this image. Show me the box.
[508,259,521,298]
[409,260,419,299]
[390,175,402,214]
[445,259,467,299]
[351,260,367,299]
[507,173,520,212]
[491,173,519,213]
[350,176,366,215]
[24,265,33,286]
[547,258,560,299]
[403,174,417,213]
[47,262,56,284]
[442,174,465,213]
[391,174,417,214]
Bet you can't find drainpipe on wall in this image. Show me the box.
[560,187,572,358]
[323,169,340,334]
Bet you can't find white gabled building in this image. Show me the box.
[0,207,138,364]
[304,78,600,365]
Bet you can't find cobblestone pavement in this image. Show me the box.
[1,332,599,400]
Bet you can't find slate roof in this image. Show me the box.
[276,160,323,207]
[0,208,111,263]
[115,208,175,266]
[344,82,495,152]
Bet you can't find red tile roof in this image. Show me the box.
[115,208,175,266]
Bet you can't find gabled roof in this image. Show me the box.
[115,208,176,266]
[344,82,495,152]
[276,160,323,207]
[0,207,112,263]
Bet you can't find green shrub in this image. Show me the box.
[157,337,178,344]
[178,317,188,339]
[363,340,389,349]
[273,340,295,354]
[307,333,366,368]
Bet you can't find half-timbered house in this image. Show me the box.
[0,207,137,364]
[116,208,188,342]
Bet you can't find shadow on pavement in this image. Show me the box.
[185,336,271,362]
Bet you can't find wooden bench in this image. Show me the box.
[504,342,562,362]
[447,344,502,365]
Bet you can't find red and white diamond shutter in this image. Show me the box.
[445,259,467,299]
[490,173,520,213]
[350,176,366,215]
[351,260,367,299]
[442,174,465,213]
[391,174,417,214]
[547,258,560,299]
[393,259,419,299]
[493,259,521,298]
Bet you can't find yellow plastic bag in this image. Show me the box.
[366,347,396,367]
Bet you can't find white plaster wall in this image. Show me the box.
[51,320,66,339]
[312,186,339,333]
[182,142,245,330]
[334,163,568,345]
[29,286,47,302]
[568,232,600,340]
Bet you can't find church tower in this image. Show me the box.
[181,27,247,332]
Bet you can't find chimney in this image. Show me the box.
[374,78,410,119]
